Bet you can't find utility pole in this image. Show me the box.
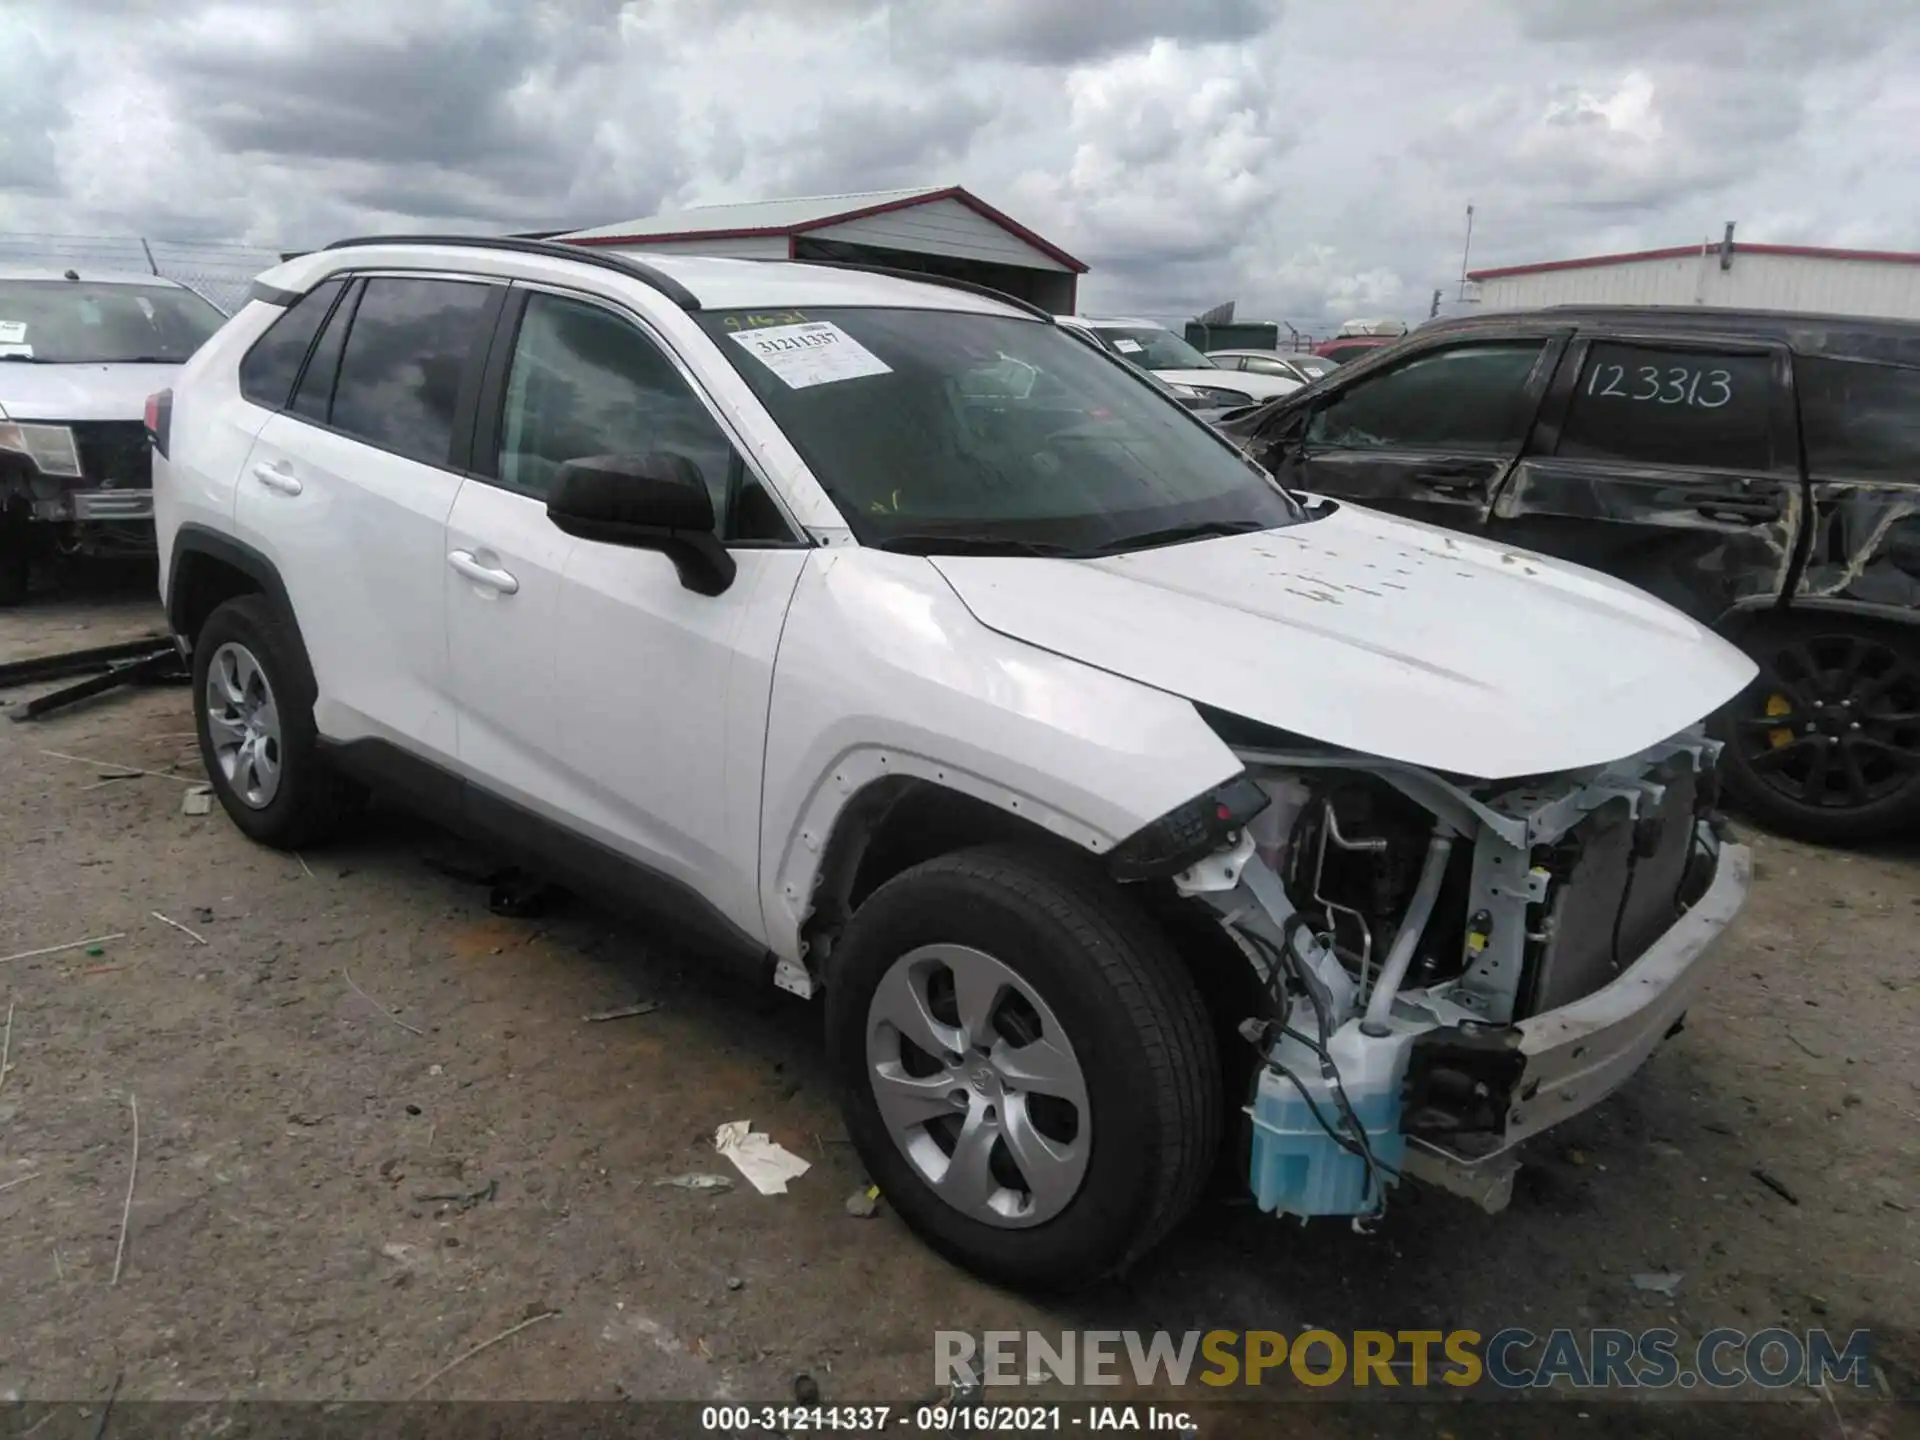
[1430,288,1443,319]
[1456,204,1476,301]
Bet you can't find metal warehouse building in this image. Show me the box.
[553,185,1088,314]
[1468,236,1920,320]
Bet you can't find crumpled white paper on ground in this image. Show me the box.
[713,1119,812,1195]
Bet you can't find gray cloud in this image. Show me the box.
[0,0,1914,337]
[1513,0,1891,66]
[0,29,68,193]
[894,0,1281,65]
[771,90,998,196]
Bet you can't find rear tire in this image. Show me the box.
[1717,615,1920,844]
[825,843,1221,1291]
[192,594,348,850]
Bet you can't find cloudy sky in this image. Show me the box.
[2,0,1916,328]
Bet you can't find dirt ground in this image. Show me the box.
[1,579,1916,1436]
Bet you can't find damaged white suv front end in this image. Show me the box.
[1162,728,1748,1220]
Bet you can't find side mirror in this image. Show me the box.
[546,453,736,597]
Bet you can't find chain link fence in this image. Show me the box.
[0,232,286,315]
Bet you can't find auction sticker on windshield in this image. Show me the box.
[729,320,891,390]
[0,322,26,344]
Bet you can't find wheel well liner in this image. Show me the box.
[801,778,1275,1096]
[167,525,295,644]
[802,779,1058,975]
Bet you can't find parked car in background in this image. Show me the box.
[1059,315,1302,408]
[0,266,227,603]
[152,237,1750,1288]
[1313,319,1411,366]
[1208,349,1338,386]
[1312,334,1400,365]
[1219,304,1920,843]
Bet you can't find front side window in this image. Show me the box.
[0,280,225,365]
[1307,341,1547,453]
[1240,356,1295,377]
[495,292,774,536]
[329,277,496,468]
[1092,326,1216,372]
[1557,342,1774,471]
[238,279,344,411]
[699,307,1303,552]
[1797,356,1920,480]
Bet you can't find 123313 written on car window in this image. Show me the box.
[1585,361,1733,409]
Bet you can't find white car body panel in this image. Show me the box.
[236,412,463,763]
[759,549,1244,959]
[448,471,810,941]
[928,504,1756,779]
[445,478,571,802]
[153,302,284,604]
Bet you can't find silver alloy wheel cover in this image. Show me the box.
[204,641,284,809]
[865,943,1091,1228]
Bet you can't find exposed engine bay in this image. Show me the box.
[1158,726,1747,1223]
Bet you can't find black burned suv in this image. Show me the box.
[1219,305,1920,844]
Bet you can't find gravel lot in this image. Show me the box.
[1,581,1915,1436]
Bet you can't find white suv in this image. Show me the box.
[151,237,1754,1289]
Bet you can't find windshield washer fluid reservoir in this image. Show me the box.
[1249,1017,1409,1217]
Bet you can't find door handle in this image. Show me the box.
[1412,470,1484,497]
[250,461,302,496]
[448,550,519,595]
[1692,496,1779,525]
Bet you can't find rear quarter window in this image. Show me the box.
[238,280,345,411]
[1797,356,1920,480]
[1557,342,1775,471]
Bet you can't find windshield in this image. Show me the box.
[700,307,1305,552]
[0,281,226,364]
[1091,325,1215,371]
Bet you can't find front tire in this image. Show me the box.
[192,594,348,849]
[1718,615,1920,844]
[825,843,1221,1291]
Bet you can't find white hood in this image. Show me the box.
[928,503,1757,780]
[0,362,182,422]
[1155,368,1301,401]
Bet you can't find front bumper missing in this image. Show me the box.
[1403,837,1751,1209]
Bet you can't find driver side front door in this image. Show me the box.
[1266,335,1567,535]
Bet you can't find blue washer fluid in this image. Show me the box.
[1247,1023,1409,1217]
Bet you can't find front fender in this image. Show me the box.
[758,549,1242,962]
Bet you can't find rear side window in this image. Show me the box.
[329,277,496,468]
[1798,356,1920,480]
[238,280,344,411]
[1557,342,1774,471]
[1307,342,1546,453]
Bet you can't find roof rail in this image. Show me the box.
[772,258,1055,322]
[320,233,702,312]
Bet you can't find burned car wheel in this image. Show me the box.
[1720,617,1920,844]
[825,843,1220,1291]
[192,595,350,850]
